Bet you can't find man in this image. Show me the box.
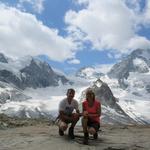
[58,88,80,139]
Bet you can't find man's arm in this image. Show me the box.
[75,100,80,114]
[76,109,80,114]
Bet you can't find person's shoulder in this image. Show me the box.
[60,98,67,103]
[73,99,78,103]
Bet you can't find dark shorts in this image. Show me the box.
[64,119,72,124]
[63,113,79,124]
[87,119,100,132]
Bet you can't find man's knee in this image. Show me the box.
[59,121,68,131]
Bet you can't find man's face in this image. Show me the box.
[67,90,75,100]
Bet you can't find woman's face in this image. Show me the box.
[86,92,94,101]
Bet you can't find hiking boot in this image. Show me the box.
[59,128,64,136]
[93,132,98,139]
[83,132,89,145]
[68,127,75,139]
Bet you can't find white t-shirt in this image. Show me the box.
[59,98,79,116]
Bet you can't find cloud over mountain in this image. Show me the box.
[0,4,77,62]
[66,0,150,55]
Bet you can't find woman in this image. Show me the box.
[82,89,101,144]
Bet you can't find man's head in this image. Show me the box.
[66,88,75,100]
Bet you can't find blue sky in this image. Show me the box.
[0,0,150,74]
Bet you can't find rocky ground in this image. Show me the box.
[0,114,150,150]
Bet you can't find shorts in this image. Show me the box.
[87,119,100,132]
[58,114,73,125]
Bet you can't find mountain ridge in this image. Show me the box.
[0,53,70,89]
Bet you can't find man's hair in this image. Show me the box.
[67,88,75,94]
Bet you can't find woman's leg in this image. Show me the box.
[82,117,89,144]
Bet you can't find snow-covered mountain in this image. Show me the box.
[75,64,113,81]
[100,49,150,124]
[76,66,104,80]
[75,49,150,124]
[0,81,30,104]
[0,53,8,63]
[108,49,150,88]
[107,49,150,97]
[0,49,150,124]
[108,49,150,78]
[80,79,136,124]
[0,53,69,89]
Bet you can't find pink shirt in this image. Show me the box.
[82,100,101,123]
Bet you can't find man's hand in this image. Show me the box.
[72,113,80,120]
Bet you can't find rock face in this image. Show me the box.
[0,53,8,63]
[81,79,136,124]
[20,59,69,89]
[0,70,22,88]
[0,53,69,89]
[107,49,150,91]
[108,49,150,80]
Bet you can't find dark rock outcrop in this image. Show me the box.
[81,79,136,124]
[108,49,150,80]
[0,53,8,63]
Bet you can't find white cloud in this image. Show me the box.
[94,64,113,74]
[0,4,77,62]
[67,58,80,64]
[66,0,150,54]
[18,0,45,14]
[143,0,150,25]
[128,36,150,50]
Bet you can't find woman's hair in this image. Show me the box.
[86,88,95,101]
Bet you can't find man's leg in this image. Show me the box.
[58,120,68,136]
[68,113,80,139]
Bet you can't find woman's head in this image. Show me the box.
[86,88,95,102]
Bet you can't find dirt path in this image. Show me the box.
[0,125,150,150]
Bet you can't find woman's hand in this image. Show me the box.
[83,111,88,117]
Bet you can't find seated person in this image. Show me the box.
[82,89,101,144]
[58,88,80,139]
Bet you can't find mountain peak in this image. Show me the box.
[0,54,69,89]
[0,53,8,63]
[108,49,150,79]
